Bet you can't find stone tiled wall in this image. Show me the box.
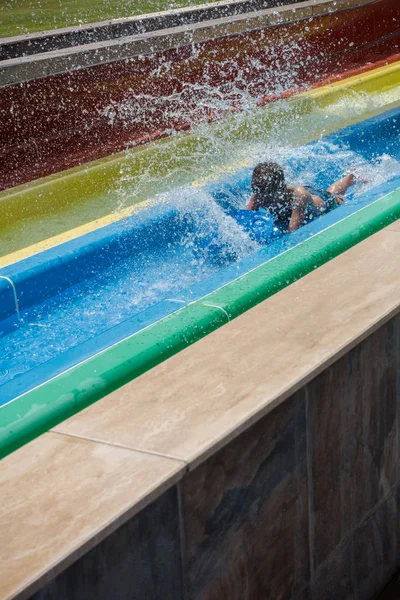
[307,317,399,599]
[180,390,309,600]
[29,486,184,600]
[28,313,400,600]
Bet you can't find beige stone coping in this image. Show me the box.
[388,219,400,231]
[54,224,400,470]
[0,433,184,600]
[1,221,399,599]
[0,0,375,87]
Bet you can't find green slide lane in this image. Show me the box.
[0,0,216,38]
[1,187,399,459]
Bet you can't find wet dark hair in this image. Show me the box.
[251,162,285,201]
[251,162,292,230]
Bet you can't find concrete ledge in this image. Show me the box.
[1,223,400,599]
[0,0,377,86]
[388,219,400,232]
[52,225,400,469]
[0,433,184,600]
[0,0,304,60]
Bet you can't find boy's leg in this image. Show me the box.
[327,173,357,196]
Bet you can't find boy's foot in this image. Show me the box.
[347,172,369,185]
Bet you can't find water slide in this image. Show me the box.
[0,0,400,457]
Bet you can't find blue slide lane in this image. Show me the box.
[0,106,399,406]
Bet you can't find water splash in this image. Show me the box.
[109,83,400,212]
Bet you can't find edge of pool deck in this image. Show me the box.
[1,184,399,461]
[1,220,399,600]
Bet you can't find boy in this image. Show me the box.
[246,162,359,233]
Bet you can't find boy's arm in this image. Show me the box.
[288,188,311,232]
[245,194,257,210]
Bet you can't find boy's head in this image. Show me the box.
[251,162,286,209]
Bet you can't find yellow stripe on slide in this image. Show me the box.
[0,199,153,269]
[299,61,400,100]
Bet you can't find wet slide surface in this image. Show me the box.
[2,0,398,191]
[1,61,399,262]
[0,105,399,406]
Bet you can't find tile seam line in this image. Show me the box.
[177,483,189,600]
[4,441,396,600]
[51,429,189,466]
[48,293,399,465]
[39,294,400,472]
[397,312,400,489]
[313,490,395,575]
[51,302,400,489]
[305,384,315,587]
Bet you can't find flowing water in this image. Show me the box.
[1,104,400,401]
